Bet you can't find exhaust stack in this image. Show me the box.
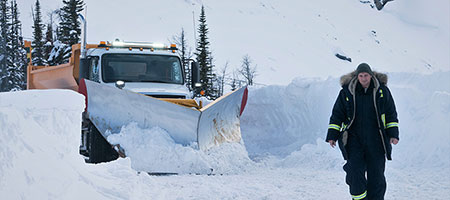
[78,14,87,59]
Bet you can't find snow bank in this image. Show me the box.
[0,90,94,199]
[388,72,450,169]
[0,90,155,199]
[107,123,254,175]
[241,71,450,170]
[241,77,339,158]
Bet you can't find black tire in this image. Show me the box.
[86,123,119,164]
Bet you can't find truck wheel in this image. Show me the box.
[86,123,119,163]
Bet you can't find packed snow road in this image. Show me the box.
[1,72,449,199]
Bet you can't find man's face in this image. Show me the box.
[358,72,372,88]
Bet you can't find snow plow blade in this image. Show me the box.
[79,79,248,151]
[198,86,248,150]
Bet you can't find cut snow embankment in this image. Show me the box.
[242,71,450,171]
[0,90,172,199]
[0,90,100,199]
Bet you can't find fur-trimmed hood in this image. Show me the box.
[340,70,388,95]
[340,70,388,86]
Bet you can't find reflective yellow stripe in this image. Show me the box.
[328,124,341,131]
[341,122,347,131]
[352,191,367,200]
[381,114,386,128]
[380,89,383,98]
[386,122,399,128]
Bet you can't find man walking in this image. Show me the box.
[326,63,399,200]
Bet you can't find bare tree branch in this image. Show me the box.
[239,54,257,86]
[170,28,193,90]
[217,61,228,96]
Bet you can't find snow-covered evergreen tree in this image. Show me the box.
[43,11,55,65]
[0,0,10,91]
[31,0,45,66]
[6,0,27,91]
[47,40,70,65]
[195,6,216,99]
[58,0,84,46]
[50,0,84,65]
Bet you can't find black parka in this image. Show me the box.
[326,71,399,160]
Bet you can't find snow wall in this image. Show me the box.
[0,90,170,199]
[0,90,92,199]
[241,71,450,170]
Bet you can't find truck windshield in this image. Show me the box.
[101,54,183,84]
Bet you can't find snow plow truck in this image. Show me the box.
[25,35,248,165]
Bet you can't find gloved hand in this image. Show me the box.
[390,138,399,145]
[327,140,336,148]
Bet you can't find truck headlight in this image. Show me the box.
[115,80,125,89]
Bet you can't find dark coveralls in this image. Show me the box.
[326,75,399,200]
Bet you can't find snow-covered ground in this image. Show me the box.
[1,71,449,199]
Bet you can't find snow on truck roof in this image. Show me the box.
[87,47,180,57]
[88,39,178,56]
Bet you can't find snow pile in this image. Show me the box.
[0,90,166,199]
[107,123,254,175]
[278,138,344,170]
[0,90,92,199]
[194,96,213,107]
[242,71,450,170]
[241,77,339,158]
[388,72,450,169]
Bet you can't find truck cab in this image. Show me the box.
[83,41,192,99]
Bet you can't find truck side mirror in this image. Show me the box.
[191,61,201,88]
